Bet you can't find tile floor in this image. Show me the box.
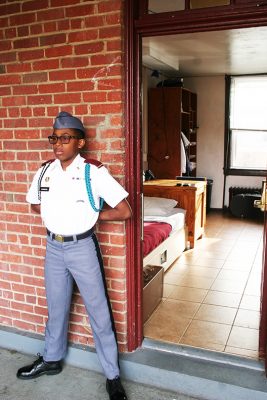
[144,211,264,359]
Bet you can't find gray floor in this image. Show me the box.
[1,347,198,400]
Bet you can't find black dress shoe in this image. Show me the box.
[106,376,128,400]
[17,354,62,380]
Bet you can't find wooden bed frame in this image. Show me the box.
[143,179,206,248]
[143,226,186,272]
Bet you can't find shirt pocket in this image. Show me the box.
[71,178,89,204]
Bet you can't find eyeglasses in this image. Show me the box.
[48,135,80,144]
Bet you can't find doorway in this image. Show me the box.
[141,26,266,358]
[124,2,267,356]
[124,0,267,355]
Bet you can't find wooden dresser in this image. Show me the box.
[143,179,207,248]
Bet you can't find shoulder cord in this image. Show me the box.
[85,163,104,212]
[37,163,52,201]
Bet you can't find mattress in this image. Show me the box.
[144,208,186,232]
[143,208,186,257]
[143,222,172,258]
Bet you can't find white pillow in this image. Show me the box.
[144,207,174,216]
[144,196,178,210]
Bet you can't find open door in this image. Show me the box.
[259,183,267,371]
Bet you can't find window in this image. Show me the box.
[148,0,185,13]
[225,75,267,176]
[190,0,230,8]
[147,0,230,14]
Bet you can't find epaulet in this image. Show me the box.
[83,158,103,168]
[41,159,55,167]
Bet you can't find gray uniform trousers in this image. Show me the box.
[43,232,120,380]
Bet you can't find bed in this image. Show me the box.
[143,179,206,248]
[143,197,187,272]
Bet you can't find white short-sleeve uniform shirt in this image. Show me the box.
[26,154,129,235]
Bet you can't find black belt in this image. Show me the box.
[47,227,94,242]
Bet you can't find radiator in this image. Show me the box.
[229,186,261,204]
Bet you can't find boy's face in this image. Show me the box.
[51,128,85,169]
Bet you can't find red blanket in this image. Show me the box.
[143,222,172,257]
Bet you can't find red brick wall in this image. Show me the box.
[0,0,128,351]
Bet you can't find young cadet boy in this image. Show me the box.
[17,111,132,400]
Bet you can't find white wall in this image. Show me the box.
[184,76,263,208]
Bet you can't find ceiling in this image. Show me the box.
[142,26,267,77]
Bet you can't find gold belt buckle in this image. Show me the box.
[55,234,64,242]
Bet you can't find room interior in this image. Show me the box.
[141,26,266,358]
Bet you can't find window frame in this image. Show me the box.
[224,74,267,177]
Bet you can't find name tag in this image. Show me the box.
[40,186,49,191]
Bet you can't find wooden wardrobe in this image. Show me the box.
[147,86,197,179]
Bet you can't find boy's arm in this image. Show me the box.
[98,199,132,221]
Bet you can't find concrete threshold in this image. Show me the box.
[122,338,267,400]
[1,327,267,400]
